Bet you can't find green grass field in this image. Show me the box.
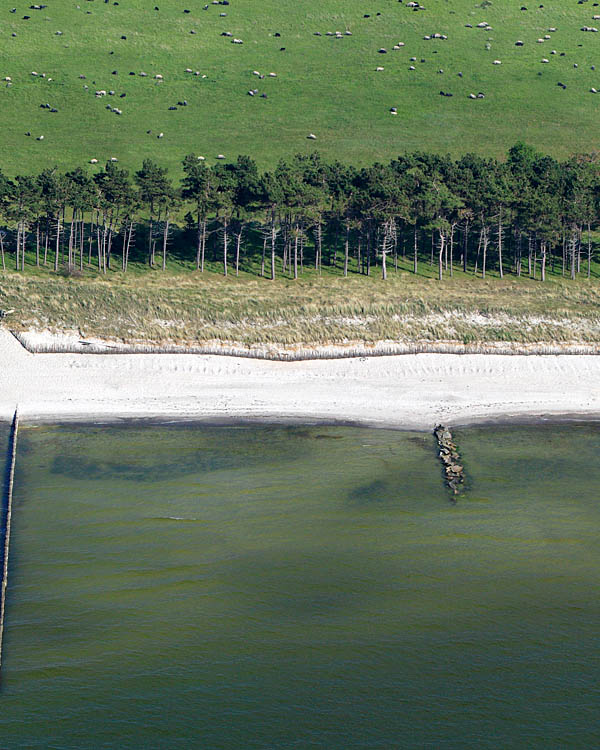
[1,0,600,176]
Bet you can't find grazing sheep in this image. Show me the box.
[493,60,502,64]
[307,133,317,139]
[216,153,225,158]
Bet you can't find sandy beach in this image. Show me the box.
[1,327,600,429]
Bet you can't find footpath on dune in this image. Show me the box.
[1,327,600,428]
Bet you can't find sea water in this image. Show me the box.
[0,422,599,749]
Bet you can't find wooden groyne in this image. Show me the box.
[0,408,19,673]
[434,424,465,497]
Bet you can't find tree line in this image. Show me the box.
[0,142,599,282]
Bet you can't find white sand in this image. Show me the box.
[1,327,600,429]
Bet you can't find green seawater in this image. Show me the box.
[1,422,599,749]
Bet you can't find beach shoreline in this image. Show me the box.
[3,327,600,430]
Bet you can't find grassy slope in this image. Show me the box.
[1,0,600,176]
[2,254,600,348]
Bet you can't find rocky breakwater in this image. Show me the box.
[434,425,465,497]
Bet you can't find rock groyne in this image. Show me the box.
[434,424,465,497]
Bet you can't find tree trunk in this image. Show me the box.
[438,231,444,281]
[271,215,276,281]
[315,218,322,274]
[344,220,349,277]
[413,227,418,274]
[541,240,547,282]
[223,216,228,277]
[498,211,503,279]
[162,215,169,271]
[15,224,20,271]
[196,215,202,270]
[80,215,85,271]
[474,228,482,276]
[235,230,242,277]
[68,216,75,268]
[294,226,299,280]
[148,208,154,267]
[482,227,488,279]
[44,219,49,266]
[54,215,61,272]
[332,221,339,267]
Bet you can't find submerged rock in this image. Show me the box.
[434,424,466,497]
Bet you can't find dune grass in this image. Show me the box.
[3,252,600,349]
[1,0,600,177]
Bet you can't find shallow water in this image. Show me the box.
[1,422,599,749]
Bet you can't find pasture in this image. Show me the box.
[1,0,600,176]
